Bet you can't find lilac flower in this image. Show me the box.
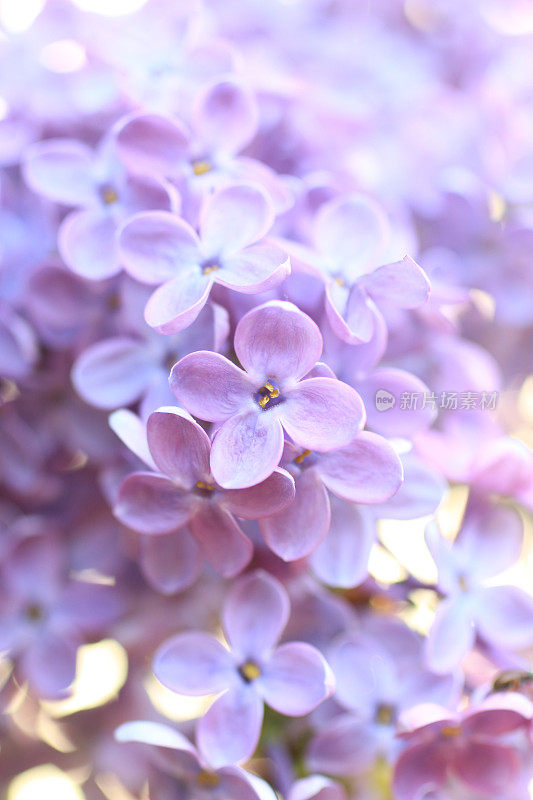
[425,498,533,673]
[113,408,295,577]
[115,719,277,800]
[288,775,347,800]
[119,183,290,334]
[170,300,365,488]
[258,434,402,562]
[0,530,123,698]
[153,570,334,766]
[393,694,533,800]
[22,136,176,280]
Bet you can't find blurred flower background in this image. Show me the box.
[1,0,533,799]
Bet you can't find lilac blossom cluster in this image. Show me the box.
[1,1,533,799]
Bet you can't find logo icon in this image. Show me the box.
[375,389,396,411]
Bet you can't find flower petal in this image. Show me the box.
[308,716,378,776]
[190,504,252,577]
[58,210,120,280]
[200,183,274,257]
[234,301,323,383]
[147,408,211,487]
[222,467,295,519]
[193,78,258,157]
[317,431,403,504]
[288,776,347,800]
[20,633,78,699]
[260,467,330,561]
[23,138,96,206]
[109,409,156,470]
[210,411,285,489]
[139,528,201,594]
[363,256,430,309]
[454,741,521,797]
[259,642,333,715]
[223,570,289,661]
[310,499,375,588]
[325,281,376,344]
[475,586,533,649]
[119,211,200,285]
[392,741,447,800]
[216,244,290,293]
[197,686,263,767]
[357,368,436,437]
[153,631,235,696]
[116,113,190,177]
[170,351,255,422]
[281,378,365,452]
[455,499,523,582]
[425,597,475,674]
[144,273,212,335]
[114,472,192,534]
[72,337,154,409]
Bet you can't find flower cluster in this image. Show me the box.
[1,1,533,800]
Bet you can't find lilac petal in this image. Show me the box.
[358,368,436,437]
[475,586,533,649]
[23,138,96,206]
[5,534,63,597]
[392,741,447,800]
[235,301,323,383]
[317,432,403,504]
[153,631,235,696]
[455,500,523,581]
[217,768,272,800]
[60,582,123,631]
[200,184,274,256]
[170,351,255,422]
[454,741,521,796]
[0,305,38,379]
[114,472,192,534]
[119,211,200,285]
[314,195,389,273]
[58,210,119,280]
[20,633,78,698]
[197,686,263,767]
[259,642,333,715]
[72,337,154,409]
[116,113,190,177]
[145,273,212,335]
[109,409,157,470]
[308,716,378,776]
[260,468,330,561]
[139,528,201,594]
[310,499,375,588]
[463,695,533,737]
[147,408,211,487]
[193,78,258,156]
[281,378,365,452]
[378,455,445,520]
[329,636,395,714]
[222,468,295,519]
[210,411,284,490]
[363,256,430,309]
[215,244,290,293]
[115,720,197,762]
[190,504,252,577]
[325,281,376,344]
[288,776,347,800]
[223,570,289,661]
[425,597,475,674]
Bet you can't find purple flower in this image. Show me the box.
[115,719,277,800]
[119,183,290,334]
[170,300,365,488]
[288,776,347,800]
[259,434,402,562]
[22,136,176,280]
[153,570,334,766]
[393,694,533,800]
[425,497,533,673]
[113,408,295,577]
[0,530,123,698]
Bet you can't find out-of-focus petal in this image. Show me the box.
[363,256,430,309]
[310,500,375,588]
[139,528,201,594]
[59,210,119,280]
[193,78,259,157]
[200,183,274,257]
[145,273,212,335]
[259,642,333,716]
[392,741,447,800]
[198,686,264,767]
[190,504,253,578]
[23,138,96,206]
[215,244,290,293]
[358,368,436,437]
[116,113,190,177]
[425,597,475,674]
[153,631,235,696]
[475,586,533,649]
[454,740,521,797]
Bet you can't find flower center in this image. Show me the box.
[99,183,119,205]
[255,379,282,410]
[201,259,220,275]
[294,449,311,464]
[196,480,216,497]
[441,724,462,738]
[25,603,44,622]
[239,660,261,683]
[196,771,219,788]
[375,703,396,726]
[192,159,212,176]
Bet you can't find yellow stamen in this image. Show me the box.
[202,264,220,275]
[259,395,270,408]
[196,480,215,491]
[441,725,461,738]
[197,771,219,788]
[192,160,212,176]
[101,187,119,205]
[375,704,395,725]
[240,661,261,682]
[335,276,345,287]
[294,449,311,464]
[265,381,279,398]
